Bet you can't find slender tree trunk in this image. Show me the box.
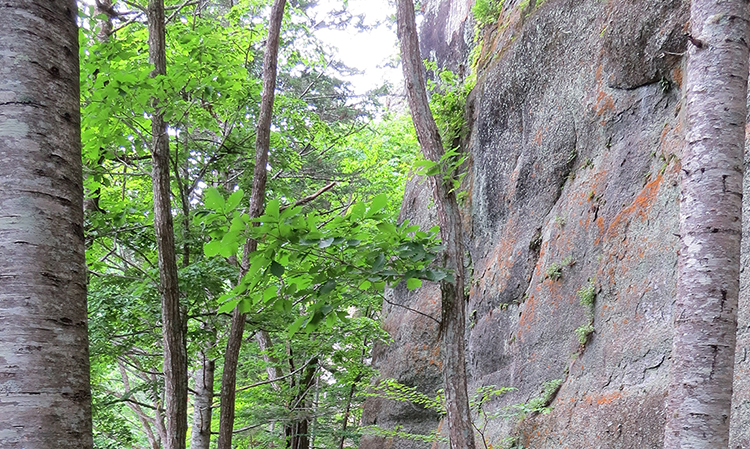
[147,0,188,447]
[396,1,475,448]
[216,0,286,447]
[118,361,161,449]
[664,2,750,448]
[190,350,215,449]
[287,358,318,449]
[257,330,286,386]
[0,1,92,448]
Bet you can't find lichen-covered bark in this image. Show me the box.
[664,1,750,447]
[147,0,189,446]
[396,1,475,448]
[216,0,286,447]
[0,0,92,447]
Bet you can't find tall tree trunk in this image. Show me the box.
[0,0,93,447]
[216,0,286,447]
[664,2,750,448]
[190,349,215,449]
[395,1,475,448]
[147,0,188,447]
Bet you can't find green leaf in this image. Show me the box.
[203,187,225,211]
[371,253,385,272]
[319,237,334,248]
[270,261,285,277]
[367,194,388,216]
[377,222,397,235]
[266,199,280,219]
[407,278,423,290]
[319,280,336,296]
[204,239,222,257]
[262,285,277,302]
[288,315,307,336]
[226,188,244,211]
[218,296,241,314]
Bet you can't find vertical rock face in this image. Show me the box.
[362,0,750,447]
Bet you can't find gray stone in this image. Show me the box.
[361,0,750,448]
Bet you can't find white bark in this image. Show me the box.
[0,0,92,447]
[664,1,750,447]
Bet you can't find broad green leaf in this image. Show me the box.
[407,278,423,290]
[204,239,222,257]
[367,194,388,216]
[203,187,225,211]
[226,188,244,211]
[371,253,385,272]
[270,261,285,277]
[266,199,280,219]
[288,315,307,336]
[262,285,277,302]
[319,280,336,296]
[218,296,241,314]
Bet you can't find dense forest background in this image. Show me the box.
[79,1,432,447]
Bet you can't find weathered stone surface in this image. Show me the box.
[362,0,750,448]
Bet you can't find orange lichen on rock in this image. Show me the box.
[606,173,663,239]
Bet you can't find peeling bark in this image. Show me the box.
[664,1,750,447]
[0,0,93,447]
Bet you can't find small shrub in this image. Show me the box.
[545,262,562,281]
[473,0,503,27]
[576,279,596,307]
[575,323,595,345]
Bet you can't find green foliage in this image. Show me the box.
[545,263,562,281]
[415,62,475,200]
[544,256,574,282]
[575,278,597,345]
[80,0,424,446]
[361,425,448,444]
[473,0,503,27]
[577,279,596,308]
[513,379,563,418]
[197,192,444,334]
[471,385,516,448]
[362,379,446,415]
[575,323,595,345]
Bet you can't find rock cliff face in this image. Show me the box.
[360,0,750,448]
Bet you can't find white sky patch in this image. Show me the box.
[312,0,402,96]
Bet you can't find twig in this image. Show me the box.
[110,12,145,34]
[166,0,199,25]
[379,292,440,325]
[279,182,336,212]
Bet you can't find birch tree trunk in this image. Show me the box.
[190,350,215,449]
[216,0,286,447]
[395,1,475,448]
[0,0,93,447]
[664,1,750,447]
[147,0,189,447]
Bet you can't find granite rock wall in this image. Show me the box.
[360,0,750,448]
